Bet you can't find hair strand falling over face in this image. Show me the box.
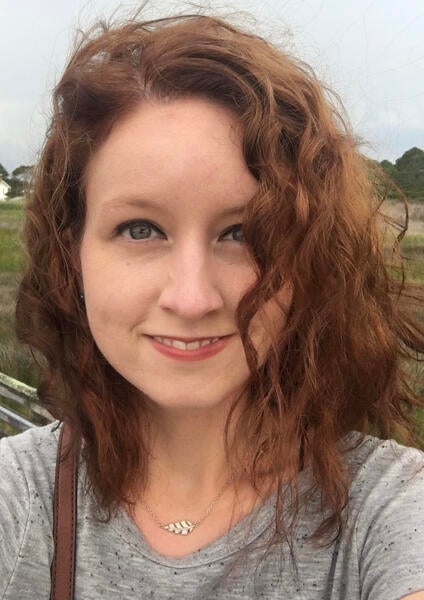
[15,10,424,555]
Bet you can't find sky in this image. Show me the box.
[0,0,423,173]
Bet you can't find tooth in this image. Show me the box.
[156,337,170,346]
[172,340,189,350]
[154,336,221,350]
[186,341,202,350]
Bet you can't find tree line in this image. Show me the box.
[0,164,32,198]
[1,146,423,201]
[379,147,424,200]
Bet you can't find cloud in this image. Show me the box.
[0,0,422,168]
[375,109,401,128]
[0,99,46,171]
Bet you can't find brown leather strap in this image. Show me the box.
[50,423,79,600]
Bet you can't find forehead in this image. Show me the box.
[84,97,258,218]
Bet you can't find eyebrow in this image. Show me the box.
[100,197,248,218]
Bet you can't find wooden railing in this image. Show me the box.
[0,372,52,437]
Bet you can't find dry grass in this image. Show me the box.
[382,200,424,235]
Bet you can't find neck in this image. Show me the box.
[145,404,234,506]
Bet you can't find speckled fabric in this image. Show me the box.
[1,422,424,600]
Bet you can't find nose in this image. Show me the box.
[158,244,225,319]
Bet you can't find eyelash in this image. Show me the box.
[116,220,245,244]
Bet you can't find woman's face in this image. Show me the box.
[80,97,288,412]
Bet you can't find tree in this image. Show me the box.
[0,163,9,179]
[395,147,424,172]
[379,147,424,201]
[12,165,32,179]
[6,178,24,198]
[4,164,33,198]
[394,147,424,199]
[380,159,397,176]
[11,165,33,189]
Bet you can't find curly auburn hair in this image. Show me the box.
[16,12,424,546]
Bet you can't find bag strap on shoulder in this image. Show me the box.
[50,422,79,600]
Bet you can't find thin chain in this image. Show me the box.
[142,475,234,529]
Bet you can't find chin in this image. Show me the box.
[135,381,245,415]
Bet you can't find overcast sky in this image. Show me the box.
[0,0,423,173]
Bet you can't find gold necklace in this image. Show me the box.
[142,476,233,536]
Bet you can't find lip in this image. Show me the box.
[147,335,230,343]
[146,335,233,362]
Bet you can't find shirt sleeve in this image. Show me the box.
[355,441,424,600]
[0,435,31,597]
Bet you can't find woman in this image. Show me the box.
[1,12,423,600]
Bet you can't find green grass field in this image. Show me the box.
[0,200,37,386]
[0,200,423,443]
[0,229,25,272]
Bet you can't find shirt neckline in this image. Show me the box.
[109,465,314,568]
[102,430,362,568]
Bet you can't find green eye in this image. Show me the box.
[117,220,163,240]
[127,223,152,239]
[221,224,244,243]
[116,221,244,243]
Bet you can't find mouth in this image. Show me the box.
[146,334,233,361]
[148,335,224,350]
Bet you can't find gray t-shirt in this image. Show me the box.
[1,422,423,599]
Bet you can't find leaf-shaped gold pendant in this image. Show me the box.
[162,520,195,535]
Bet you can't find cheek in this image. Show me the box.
[230,265,258,304]
[80,250,158,328]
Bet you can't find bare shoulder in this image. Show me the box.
[400,592,424,600]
